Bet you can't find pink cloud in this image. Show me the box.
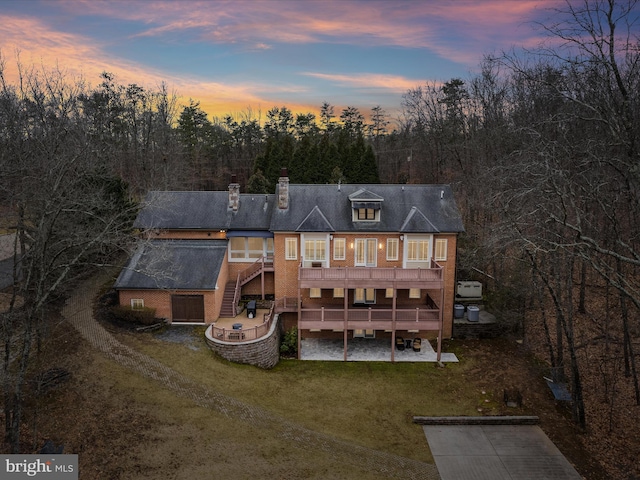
[301,72,429,93]
[49,0,564,62]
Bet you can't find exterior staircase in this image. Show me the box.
[220,256,274,318]
[220,282,237,317]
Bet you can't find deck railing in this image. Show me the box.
[210,302,276,342]
[299,306,440,323]
[274,296,298,312]
[299,261,443,283]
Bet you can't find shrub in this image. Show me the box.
[110,305,158,326]
[280,326,298,357]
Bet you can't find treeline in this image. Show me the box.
[177,102,380,192]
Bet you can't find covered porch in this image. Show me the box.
[299,337,458,362]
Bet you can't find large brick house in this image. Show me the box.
[114,171,465,361]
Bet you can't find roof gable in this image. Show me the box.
[348,188,384,202]
[400,206,439,233]
[296,206,335,232]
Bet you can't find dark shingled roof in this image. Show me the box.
[114,240,227,290]
[270,184,464,233]
[132,184,464,235]
[134,191,275,231]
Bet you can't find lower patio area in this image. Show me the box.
[300,337,459,362]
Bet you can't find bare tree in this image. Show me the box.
[0,58,137,452]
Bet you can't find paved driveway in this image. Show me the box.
[419,418,583,480]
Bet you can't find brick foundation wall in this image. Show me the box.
[205,316,281,369]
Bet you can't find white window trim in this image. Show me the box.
[403,234,433,267]
[131,298,144,310]
[301,233,329,267]
[435,238,448,261]
[228,236,273,262]
[355,238,377,267]
[285,237,298,260]
[386,238,399,261]
[333,237,346,260]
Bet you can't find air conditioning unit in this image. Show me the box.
[456,281,482,300]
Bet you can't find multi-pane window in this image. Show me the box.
[131,299,144,310]
[247,237,264,259]
[386,238,399,261]
[407,238,430,261]
[333,288,344,298]
[230,237,246,259]
[435,238,448,261]
[285,237,298,260]
[355,238,377,266]
[333,238,346,260]
[230,237,272,260]
[305,239,326,262]
[357,208,376,220]
[355,288,376,304]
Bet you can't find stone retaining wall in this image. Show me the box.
[205,315,281,369]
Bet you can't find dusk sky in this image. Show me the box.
[0,0,567,121]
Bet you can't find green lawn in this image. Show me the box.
[115,328,495,464]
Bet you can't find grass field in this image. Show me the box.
[26,318,574,480]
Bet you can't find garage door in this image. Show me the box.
[171,295,205,322]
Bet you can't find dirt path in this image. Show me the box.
[62,277,440,480]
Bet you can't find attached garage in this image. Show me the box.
[171,294,205,322]
[114,239,228,324]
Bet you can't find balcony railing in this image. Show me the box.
[299,306,440,323]
[299,261,443,284]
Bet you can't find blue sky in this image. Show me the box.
[0,0,565,120]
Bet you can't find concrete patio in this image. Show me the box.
[419,419,582,480]
[300,337,459,362]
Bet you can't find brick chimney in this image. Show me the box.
[228,174,240,211]
[278,168,289,210]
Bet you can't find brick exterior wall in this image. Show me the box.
[437,234,457,338]
[120,224,458,337]
[272,232,458,336]
[118,289,221,323]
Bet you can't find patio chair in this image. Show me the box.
[412,338,422,352]
[396,336,405,351]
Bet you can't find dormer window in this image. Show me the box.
[357,208,376,220]
[349,189,383,223]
